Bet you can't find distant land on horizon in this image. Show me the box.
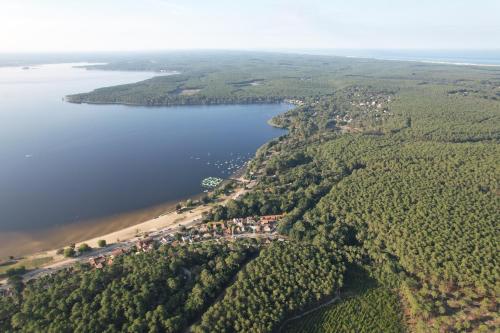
[1,49,499,68]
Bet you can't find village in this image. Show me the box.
[346,87,393,121]
[0,176,283,295]
[1,213,286,296]
[285,88,393,128]
[87,214,285,269]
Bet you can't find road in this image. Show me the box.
[1,180,252,288]
[277,294,341,332]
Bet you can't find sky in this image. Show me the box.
[1,0,499,53]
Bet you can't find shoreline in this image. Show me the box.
[343,55,500,67]
[267,118,286,128]
[0,176,255,287]
[0,193,205,258]
[0,86,289,266]
[0,171,250,268]
[65,98,286,107]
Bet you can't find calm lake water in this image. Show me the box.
[0,64,288,240]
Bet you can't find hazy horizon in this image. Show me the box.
[1,0,499,53]
[1,47,500,55]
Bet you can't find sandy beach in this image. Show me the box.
[0,199,177,258]
[0,178,250,264]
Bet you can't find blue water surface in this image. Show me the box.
[0,64,288,232]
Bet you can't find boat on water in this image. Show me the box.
[201,177,223,189]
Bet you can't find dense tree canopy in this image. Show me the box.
[0,241,257,333]
[193,242,345,333]
[201,69,499,331]
[2,52,499,332]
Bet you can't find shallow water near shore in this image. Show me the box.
[0,64,289,257]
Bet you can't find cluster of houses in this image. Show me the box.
[160,214,284,245]
[135,237,155,252]
[284,98,305,106]
[331,87,393,126]
[88,237,157,269]
[88,248,128,269]
[347,88,392,114]
[87,214,284,269]
[350,96,392,114]
[335,113,353,124]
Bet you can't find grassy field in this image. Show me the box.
[0,256,53,278]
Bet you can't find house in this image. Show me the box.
[89,255,107,269]
[258,215,283,233]
[111,248,127,258]
[232,226,243,234]
[160,235,173,245]
[107,248,127,265]
[136,237,154,252]
[250,225,262,233]
[222,227,230,236]
[207,221,225,230]
[259,214,284,223]
[246,217,257,225]
[259,219,275,226]
[233,218,246,228]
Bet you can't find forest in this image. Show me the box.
[66,51,500,109]
[282,266,406,333]
[193,242,345,332]
[0,241,258,332]
[2,52,499,332]
[231,73,497,331]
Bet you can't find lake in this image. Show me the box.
[0,64,289,256]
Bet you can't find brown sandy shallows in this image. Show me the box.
[0,179,250,263]
[0,194,203,258]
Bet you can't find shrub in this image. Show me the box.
[6,266,26,277]
[63,248,76,258]
[78,243,92,252]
